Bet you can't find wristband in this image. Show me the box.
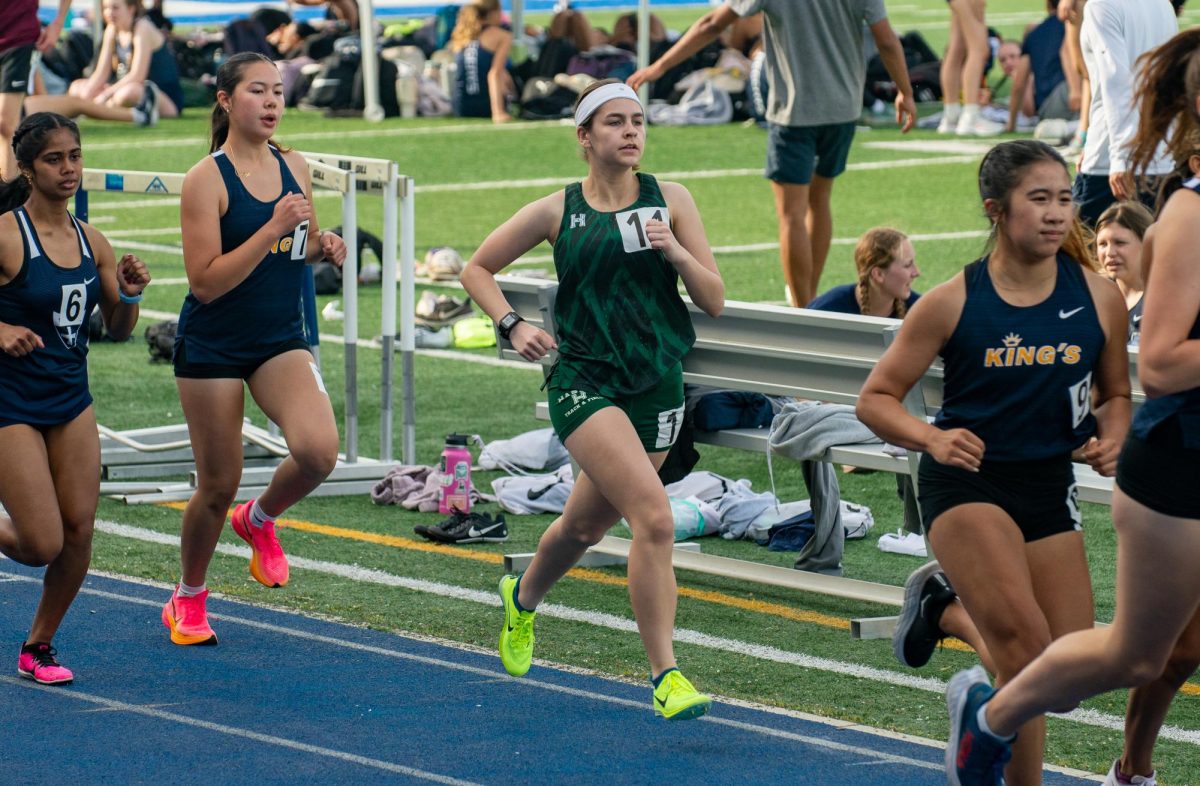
[119,290,143,304]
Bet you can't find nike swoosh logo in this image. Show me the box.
[1132,314,1143,324]
[1059,307,1084,319]
[655,694,667,708]
[468,523,504,538]
[83,276,96,284]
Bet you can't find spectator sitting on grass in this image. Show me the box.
[24,0,181,127]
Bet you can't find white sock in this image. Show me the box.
[177,582,205,597]
[977,703,1015,742]
[943,102,962,121]
[249,499,273,528]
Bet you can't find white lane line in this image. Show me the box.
[114,228,990,271]
[84,154,980,212]
[1,567,940,774]
[80,520,1200,749]
[0,675,482,785]
[133,307,539,372]
[84,120,567,151]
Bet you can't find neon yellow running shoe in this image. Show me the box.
[498,574,535,677]
[652,670,712,720]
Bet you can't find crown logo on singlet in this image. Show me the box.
[984,333,1081,368]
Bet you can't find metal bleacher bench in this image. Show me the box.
[492,275,1142,632]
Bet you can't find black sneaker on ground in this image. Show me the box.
[134,81,159,127]
[893,560,957,668]
[413,510,468,541]
[426,511,508,544]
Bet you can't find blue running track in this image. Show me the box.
[1,564,1096,785]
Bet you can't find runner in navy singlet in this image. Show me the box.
[857,139,1132,784]
[0,112,151,685]
[162,53,347,648]
[941,32,1200,786]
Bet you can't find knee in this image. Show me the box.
[628,507,675,548]
[1121,653,1174,689]
[192,481,239,516]
[0,117,15,143]
[986,623,1052,677]
[292,436,339,480]
[60,514,95,548]
[23,534,64,567]
[1157,648,1200,689]
[558,518,606,548]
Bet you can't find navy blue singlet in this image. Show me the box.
[175,146,309,366]
[1129,177,1200,448]
[0,207,100,427]
[934,253,1106,461]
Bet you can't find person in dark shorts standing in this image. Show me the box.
[162,53,346,647]
[856,139,1131,785]
[461,79,724,720]
[628,0,915,308]
[0,0,69,180]
[944,31,1200,786]
[0,112,150,684]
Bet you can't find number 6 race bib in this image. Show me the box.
[615,207,670,253]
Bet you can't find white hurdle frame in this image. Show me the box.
[77,157,413,501]
[301,151,416,466]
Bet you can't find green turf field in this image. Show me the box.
[58,0,1200,781]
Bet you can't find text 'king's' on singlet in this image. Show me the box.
[0,206,100,425]
[550,173,695,397]
[1130,176,1200,448]
[934,253,1106,461]
[176,146,309,365]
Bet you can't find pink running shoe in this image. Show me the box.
[230,500,289,588]
[162,587,218,646]
[18,642,74,685]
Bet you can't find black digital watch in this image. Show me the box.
[497,311,525,340]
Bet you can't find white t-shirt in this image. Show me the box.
[1079,0,1176,175]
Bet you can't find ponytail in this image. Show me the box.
[449,0,499,52]
[1060,217,1098,272]
[1130,28,1200,176]
[853,227,909,318]
[0,176,31,215]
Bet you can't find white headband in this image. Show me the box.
[574,83,643,127]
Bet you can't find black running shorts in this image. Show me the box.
[918,452,1082,543]
[1116,418,1200,519]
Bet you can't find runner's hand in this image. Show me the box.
[320,231,347,266]
[510,321,556,362]
[1082,436,1120,477]
[271,193,313,235]
[925,428,985,471]
[645,219,686,265]
[0,323,44,357]
[117,254,151,296]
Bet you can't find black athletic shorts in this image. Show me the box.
[918,452,1082,543]
[173,338,312,380]
[1116,418,1200,519]
[0,45,34,95]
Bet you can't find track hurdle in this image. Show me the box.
[75,158,410,502]
[301,151,416,466]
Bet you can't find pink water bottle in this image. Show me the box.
[439,434,473,514]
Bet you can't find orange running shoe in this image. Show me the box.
[162,587,218,646]
[230,500,289,588]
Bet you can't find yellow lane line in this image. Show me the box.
[158,503,1200,690]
